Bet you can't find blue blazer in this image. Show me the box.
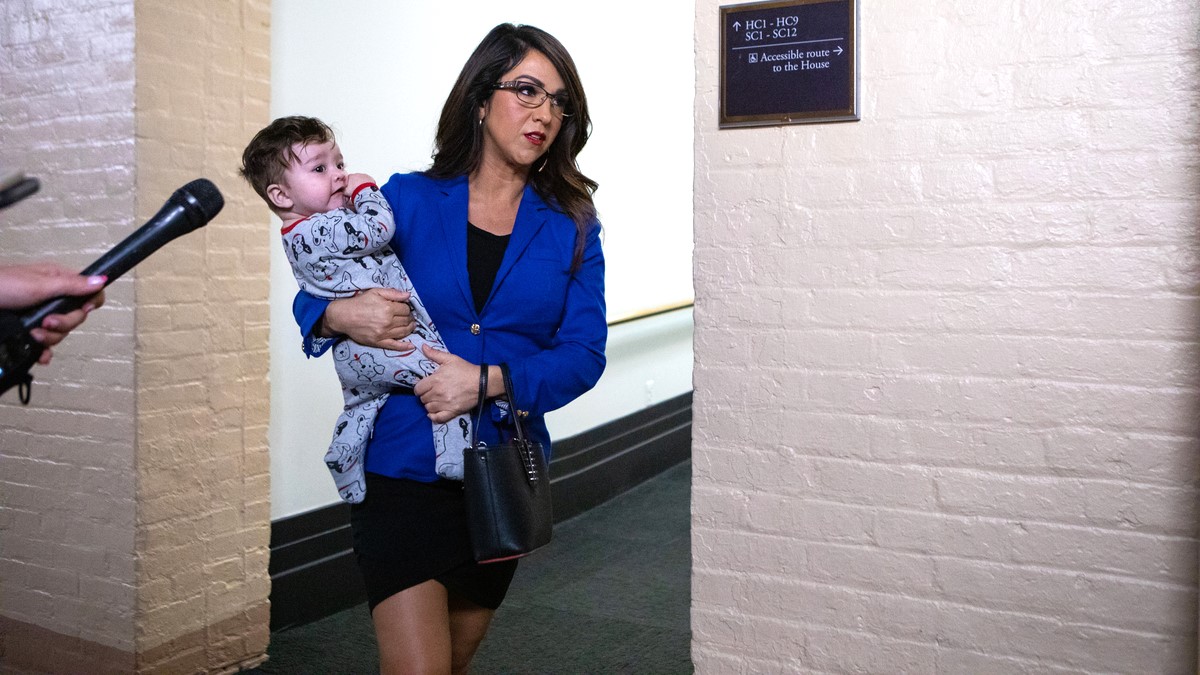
[294,172,607,481]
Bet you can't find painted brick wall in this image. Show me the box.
[692,1,1200,672]
[132,1,271,672]
[0,1,271,673]
[0,1,140,670]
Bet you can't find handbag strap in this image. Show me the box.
[499,363,530,447]
[471,363,489,447]
[500,363,541,482]
[470,362,537,479]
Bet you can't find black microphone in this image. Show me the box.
[0,179,224,402]
[0,175,40,211]
[21,179,224,329]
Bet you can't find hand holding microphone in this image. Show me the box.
[0,264,108,310]
[0,178,225,403]
[0,263,108,362]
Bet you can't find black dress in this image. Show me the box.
[351,223,516,611]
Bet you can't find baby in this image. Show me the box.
[240,116,469,502]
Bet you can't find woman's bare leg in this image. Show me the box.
[372,580,453,675]
[371,580,498,675]
[448,594,496,675]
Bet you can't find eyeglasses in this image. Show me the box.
[492,80,573,117]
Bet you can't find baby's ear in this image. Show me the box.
[266,183,292,210]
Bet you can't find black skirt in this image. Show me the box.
[351,472,518,611]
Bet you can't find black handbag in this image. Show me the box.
[463,362,553,563]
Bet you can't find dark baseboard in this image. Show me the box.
[549,392,693,522]
[267,392,693,632]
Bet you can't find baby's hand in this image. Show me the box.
[345,173,376,197]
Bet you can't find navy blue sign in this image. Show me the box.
[720,0,858,127]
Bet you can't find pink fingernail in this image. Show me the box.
[87,275,107,286]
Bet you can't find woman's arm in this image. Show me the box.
[504,220,607,417]
[413,348,504,423]
[293,287,417,356]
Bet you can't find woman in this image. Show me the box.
[292,24,606,674]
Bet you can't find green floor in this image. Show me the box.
[251,461,693,674]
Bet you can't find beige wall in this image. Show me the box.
[132,1,272,671]
[0,1,271,672]
[692,1,1200,673]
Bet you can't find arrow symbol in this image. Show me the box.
[733,20,742,31]
[834,46,844,56]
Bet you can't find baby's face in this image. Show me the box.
[278,140,349,216]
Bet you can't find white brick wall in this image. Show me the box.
[0,1,270,671]
[0,0,139,656]
[692,1,1200,672]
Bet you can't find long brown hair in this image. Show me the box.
[427,24,598,270]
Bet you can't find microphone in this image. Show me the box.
[0,179,224,402]
[0,173,40,211]
[21,179,224,329]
